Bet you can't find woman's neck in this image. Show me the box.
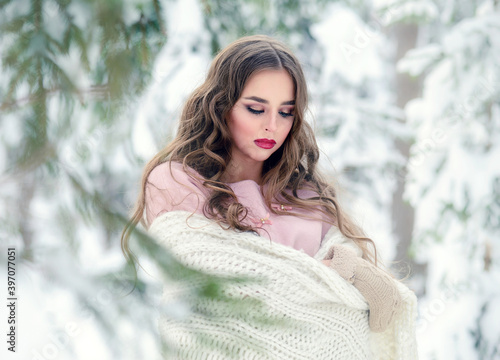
[221,161,263,184]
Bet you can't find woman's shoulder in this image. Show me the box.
[145,161,207,224]
[147,161,205,190]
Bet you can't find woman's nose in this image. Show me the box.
[264,113,278,132]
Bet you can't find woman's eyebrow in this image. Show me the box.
[243,96,295,106]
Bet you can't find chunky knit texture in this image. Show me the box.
[150,211,418,360]
[326,245,403,332]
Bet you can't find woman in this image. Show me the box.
[122,35,418,359]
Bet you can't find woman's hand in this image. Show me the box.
[323,245,403,333]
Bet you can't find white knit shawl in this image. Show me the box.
[150,211,418,360]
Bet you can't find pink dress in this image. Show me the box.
[145,162,332,257]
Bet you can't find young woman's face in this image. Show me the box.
[227,68,295,169]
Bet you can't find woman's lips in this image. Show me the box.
[254,139,276,149]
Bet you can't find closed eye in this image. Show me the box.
[247,107,264,115]
[279,111,294,118]
[246,106,294,118]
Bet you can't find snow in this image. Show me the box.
[132,0,210,160]
[397,43,443,76]
[310,3,385,85]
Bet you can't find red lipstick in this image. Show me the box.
[254,139,276,149]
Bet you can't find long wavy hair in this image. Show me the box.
[122,35,378,265]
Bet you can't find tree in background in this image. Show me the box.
[398,0,500,357]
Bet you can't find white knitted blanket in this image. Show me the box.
[150,211,418,360]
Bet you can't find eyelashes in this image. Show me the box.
[279,111,294,118]
[246,107,294,118]
[246,107,264,115]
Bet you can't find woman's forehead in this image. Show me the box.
[240,69,295,103]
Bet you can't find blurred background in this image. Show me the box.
[0,0,499,359]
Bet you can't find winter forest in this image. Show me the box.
[0,0,499,359]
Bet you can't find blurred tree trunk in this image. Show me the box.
[391,23,427,293]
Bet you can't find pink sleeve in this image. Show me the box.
[145,162,207,226]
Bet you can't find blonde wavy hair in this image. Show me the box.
[122,35,378,265]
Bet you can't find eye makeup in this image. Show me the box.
[245,105,294,118]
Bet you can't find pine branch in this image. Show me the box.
[153,0,166,35]
[0,85,110,111]
[0,0,13,11]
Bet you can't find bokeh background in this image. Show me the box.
[1,0,499,359]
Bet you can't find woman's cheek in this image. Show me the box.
[280,122,293,143]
